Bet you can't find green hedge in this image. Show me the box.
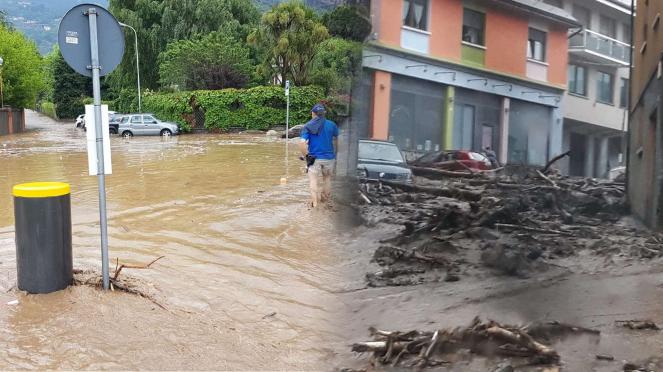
[112,88,139,114]
[142,85,324,132]
[40,101,58,120]
[141,91,193,131]
[55,96,86,119]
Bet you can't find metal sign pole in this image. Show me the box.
[86,7,110,290]
[285,80,290,181]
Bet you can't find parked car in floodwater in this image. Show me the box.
[109,114,124,134]
[118,114,180,137]
[80,111,117,132]
[411,150,494,171]
[357,139,412,182]
[75,114,85,128]
[608,166,626,182]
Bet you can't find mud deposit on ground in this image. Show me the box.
[0,111,346,369]
[337,167,663,371]
[358,167,659,287]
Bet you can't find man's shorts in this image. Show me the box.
[308,159,336,177]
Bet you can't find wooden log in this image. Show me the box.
[113,255,165,281]
[411,165,478,179]
[455,161,478,174]
[486,326,559,361]
[378,179,482,202]
[541,150,571,174]
[536,170,561,189]
[351,341,406,353]
[358,191,372,204]
[495,223,575,236]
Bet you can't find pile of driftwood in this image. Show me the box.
[73,255,167,310]
[351,317,599,368]
[357,162,663,286]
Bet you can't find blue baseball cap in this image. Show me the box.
[311,103,326,114]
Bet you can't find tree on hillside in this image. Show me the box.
[322,5,371,42]
[159,32,253,90]
[248,0,329,87]
[0,24,45,108]
[310,37,361,95]
[0,10,12,29]
[108,0,260,92]
[52,50,91,118]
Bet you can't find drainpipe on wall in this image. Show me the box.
[656,57,663,228]
[625,0,634,195]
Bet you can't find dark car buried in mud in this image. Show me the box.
[357,139,412,183]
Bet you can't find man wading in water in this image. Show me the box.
[298,103,338,208]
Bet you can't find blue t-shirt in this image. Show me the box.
[301,119,338,160]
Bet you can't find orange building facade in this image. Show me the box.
[359,0,578,165]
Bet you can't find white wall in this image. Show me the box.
[562,63,629,132]
[558,0,630,132]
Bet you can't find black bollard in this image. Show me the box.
[13,182,72,294]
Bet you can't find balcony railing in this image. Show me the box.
[569,29,630,65]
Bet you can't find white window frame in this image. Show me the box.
[402,0,430,32]
[462,8,486,47]
[527,27,547,62]
[597,71,615,105]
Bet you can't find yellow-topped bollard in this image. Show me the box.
[13,182,72,294]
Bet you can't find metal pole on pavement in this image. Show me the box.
[119,23,141,113]
[285,80,290,181]
[87,8,110,290]
[0,56,4,108]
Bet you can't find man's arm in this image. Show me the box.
[298,138,308,157]
[333,124,339,155]
[299,128,310,157]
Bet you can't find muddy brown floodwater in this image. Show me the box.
[0,111,348,370]
[4,112,663,371]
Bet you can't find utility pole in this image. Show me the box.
[119,22,141,113]
[0,56,4,108]
[285,80,290,182]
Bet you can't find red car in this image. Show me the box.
[410,150,494,171]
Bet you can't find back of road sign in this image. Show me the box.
[85,105,112,175]
[57,4,124,77]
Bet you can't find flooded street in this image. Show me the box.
[4,112,663,371]
[0,111,345,369]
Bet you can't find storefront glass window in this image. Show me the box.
[453,88,501,152]
[508,100,551,166]
[388,74,445,158]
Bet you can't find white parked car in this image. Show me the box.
[75,114,85,128]
[81,111,117,131]
[608,166,626,181]
[118,114,180,137]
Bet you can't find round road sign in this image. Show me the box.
[58,4,125,77]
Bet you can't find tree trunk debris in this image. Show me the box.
[353,164,663,368]
[113,255,165,281]
[616,320,660,330]
[357,164,660,287]
[72,256,167,310]
[350,317,599,368]
[541,150,571,174]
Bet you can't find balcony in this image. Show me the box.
[569,29,630,66]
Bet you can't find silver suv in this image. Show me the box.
[118,114,180,137]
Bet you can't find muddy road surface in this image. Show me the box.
[0,111,347,369]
